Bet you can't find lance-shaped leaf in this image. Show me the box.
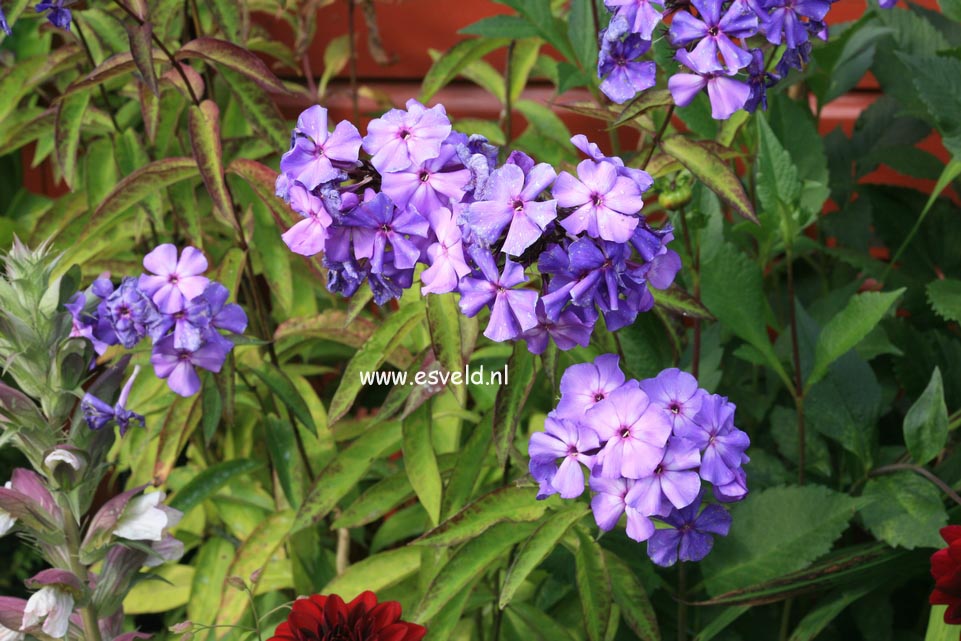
[411,522,537,623]
[492,344,536,467]
[63,50,168,97]
[54,91,91,190]
[661,135,757,223]
[274,310,414,369]
[167,459,263,516]
[652,285,714,320]
[575,526,611,641]
[227,157,297,228]
[417,485,550,547]
[606,552,660,641]
[248,362,318,436]
[127,21,158,95]
[176,37,287,93]
[0,45,83,121]
[420,37,509,102]
[322,547,422,601]
[426,293,464,380]
[91,157,198,230]
[613,89,675,127]
[188,99,237,231]
[403,402,443,526]
[499,504,590,608]
[220,67,288,150]
[291,420,402,534]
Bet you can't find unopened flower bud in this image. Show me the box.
[225,576,247,591]
[169,621,193,633]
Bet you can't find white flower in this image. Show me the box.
[0,623,24,641]
[43,449,84,474]
[113,492,169,542]
[0,482,16,538]
[20,586,73,639]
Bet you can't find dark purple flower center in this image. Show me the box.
[615,55,628,67]
[708,25,720,36]
[168,274,180,285]
[419,170,431,183]
[591,193,604,207]
[178,351,192,362]
[620,427,631,439]
[399,128,412,141]
[118,305,130,317]
[594,392,606,402]
[513,199,526,212]
[669,402,681,415]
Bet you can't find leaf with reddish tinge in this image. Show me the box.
[62,50,168,97]
[188,99,237,231]
[661,135,758,223]
[176,37,287,93]
[652,285,715,320]
[55,91,90,190]
[417,485,550,547]
[91,158,198,231]
[127,21,158,95]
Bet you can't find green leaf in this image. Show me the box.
[188,99,237,231]
[322,547,422,601]
[84,137,118,214]
[498,0,577,62]
[123,564,193,615]
[499,504,590,609]
[168,459,263,515]
[411,521,536,623]
[89,158,198,235]
[403,402,443,526]
[904,368,950,464]
[897,53,961,158]
[568,0,599,72]
[426,293,464,380]
[755,114,802,239]
[806,288,904,390]
[442,413,493,517]
[328,302,425,424]
[210,0,243,41]
[265,415,305,508]
[332,470,416,529]
[788,587,873,641]
[515,99,573,147]
[940,0,961,20]
[702,485,860,595]
[508,603,579,641]
[188,537,234,625]
[651,285,714,320]
[292,421,402,534]
[220,67,289,150]
[510,39,542,103]
[927,278,961,324]
[420,37,509,102]
[274,311,414,370]
[54,91,90,191]
[249,362,318,436]
[612,90,675,128]
[417,485,549,547]
[661,135,756,223]
[575,526,611,641]
[459,15,539,38]
[176,37,287,93]
[701,243,790,388]
[606,552,660,641]
[492,343,536,467]
[860,472,947,549]
[926,606,958,641]
[320,35,351,96]
[693,607,749,641]
[216,510,295,628]
[62,50,169,97]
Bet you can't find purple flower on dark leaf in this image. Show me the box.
[604,0,663,40]
[556,353,626,419]
[598,34,657,104]
[646,495,732,566]
[553,159,644,242]
[669,0,758,73]
[281,181,335,257]
[280,105,362,190]
[150,335,231,397]
[466,162,558,256]
[678,394,750,486]
[363,99,452,174]
[625,437,702,516]
[203,283,248,335]
[669,50,751,120]
[81,367,144,435]
[587,381,673,479]
[380,143,472,215]
[520,301,594,355]
[139,244,210,314]
[36,0,72,30]
[590,476,656,542]
[420,207,471,295]
[528,413,600,499]
[639,368,706,433]
[347,192,429,272]
[457,249,538,342]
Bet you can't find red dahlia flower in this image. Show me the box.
[268,591,426,641]
[931,525,961,625]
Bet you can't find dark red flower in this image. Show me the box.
[267,591,427,641]
[931,525,961,625]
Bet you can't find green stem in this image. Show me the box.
[640,105,675,170]
[73,19,120,132]
[677,564,688,641]
[786,249,806,485]
[59,496,104,641]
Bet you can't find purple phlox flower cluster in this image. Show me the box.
[528,357,749,565]
[598,0,838,119]
[65,244,247,398]
[275,104,680,354]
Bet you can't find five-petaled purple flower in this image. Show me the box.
[280,105,362,190]
[669,0,758,73]
[588,381,673,480]
[604,0,663,40]
[362,99,452,174]
[598,33,657,104]
[554,160,644,243]
[591,476,656,542]
[646,494,732,566]
[139,244,210,314]
[281,182,335,257]
[458,249,538,342]
[529,414,600,499]
[467,163,558,256]
[669,50,751,120]
[150,334,231,397]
